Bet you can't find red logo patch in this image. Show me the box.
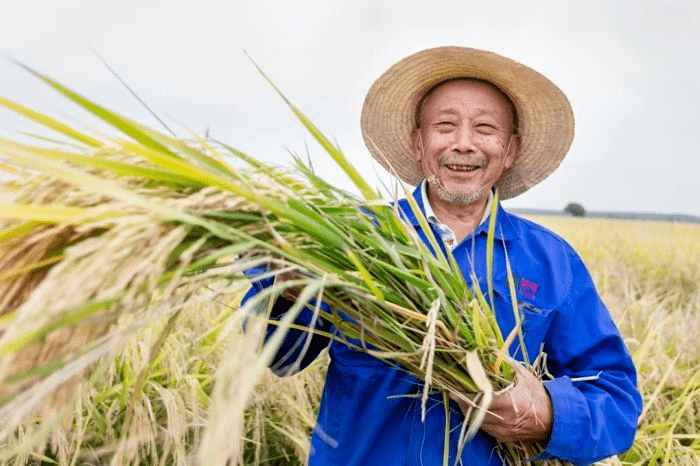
[520,278,539,299]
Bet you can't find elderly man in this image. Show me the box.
[242,47,642,465]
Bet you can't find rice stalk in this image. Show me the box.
[1,69,542,465]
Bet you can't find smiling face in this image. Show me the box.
[411,79,521,207]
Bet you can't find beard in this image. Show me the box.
[427,175,485,206]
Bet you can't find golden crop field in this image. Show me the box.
[7,216,691,466]
[0,209,700,465]
[1,200,698,464]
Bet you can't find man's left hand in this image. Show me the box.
[453,364,553,443]
[481,364,552,443]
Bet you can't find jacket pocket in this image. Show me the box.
[518,301,556,365]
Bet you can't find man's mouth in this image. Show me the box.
[443,163,481,172]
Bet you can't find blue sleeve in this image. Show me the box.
[535,252,643,464]
[241,267,333,376]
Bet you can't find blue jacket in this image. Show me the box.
[241,185,642,465]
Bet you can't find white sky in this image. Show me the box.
[2,0,699,216]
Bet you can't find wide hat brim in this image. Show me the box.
[360,46,575,200]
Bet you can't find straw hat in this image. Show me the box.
[360,46,574,199]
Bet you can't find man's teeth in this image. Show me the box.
[445,164,479,172]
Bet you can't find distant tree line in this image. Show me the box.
[565,202,586,217]
[509,204,699,223]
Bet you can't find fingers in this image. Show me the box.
[479,367,552,443]
[450,364,553,444]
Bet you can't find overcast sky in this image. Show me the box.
[2,0,699,216]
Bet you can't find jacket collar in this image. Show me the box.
[397,183,519,241]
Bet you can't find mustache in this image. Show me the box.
[439,154,487,167]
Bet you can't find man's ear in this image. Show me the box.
[504,133,521,170]
[410,128,423,163]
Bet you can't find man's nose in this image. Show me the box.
[451,125,477,154]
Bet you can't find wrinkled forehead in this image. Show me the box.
[414,78,519,131]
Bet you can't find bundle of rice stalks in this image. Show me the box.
[0,67,538,465]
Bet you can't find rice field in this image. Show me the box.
[2,215,698,465]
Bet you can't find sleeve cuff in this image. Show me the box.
[531,376,588,463]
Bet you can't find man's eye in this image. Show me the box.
[476,123,497,131]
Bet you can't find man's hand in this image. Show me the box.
[454,364,553,443]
